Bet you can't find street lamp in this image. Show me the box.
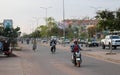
[40,7,52,39]
[63,0,66,47]
[40,7,52,26]
[33,17,41,28]
[32,17,40,38]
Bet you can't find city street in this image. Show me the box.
[0,0,120,75]
[0,42,120,75]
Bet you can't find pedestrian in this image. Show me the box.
[26,38,30,44]
[32,38,37,51]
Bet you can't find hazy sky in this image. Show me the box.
[0,0,120,34]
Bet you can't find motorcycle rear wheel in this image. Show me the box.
[77,62,80,67]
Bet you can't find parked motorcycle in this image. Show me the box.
[71,52,82,67]
[0,36,12,57]
[0,49,12,56]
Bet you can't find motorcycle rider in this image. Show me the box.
[50,38,57,53]
[0,40,3,51]
[71,40,82,65]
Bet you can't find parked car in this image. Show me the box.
[85,39,99,47]
[41,39,48,43]
[64,39,70,44]
[101,35,120,49]
[78,39,86,44]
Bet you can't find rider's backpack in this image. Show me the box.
[73,45,79,52]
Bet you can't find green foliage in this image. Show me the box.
[0,27,4,35]
[0,26,21,48]
[80,32,88,39]
[96,9,120,32]
[2,26,20,38]
[39,25,48,38]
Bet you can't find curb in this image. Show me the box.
[13,47,22,51]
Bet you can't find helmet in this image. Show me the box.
[74,41,78,44]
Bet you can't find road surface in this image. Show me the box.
[1,42,120,75]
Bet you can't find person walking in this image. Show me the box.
[32,38,37,51]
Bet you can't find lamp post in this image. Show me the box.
[63,0,66,47]
[33,17,40,28]
[89,6,102,14]
[40,7,52,39]
[40,7,52,26]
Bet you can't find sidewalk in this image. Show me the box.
[0,44,25,75]
[41,43,120,64]
[83,50,120,64]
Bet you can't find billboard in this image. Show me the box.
[3,19,13,29]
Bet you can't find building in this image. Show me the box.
[63,19,99,32]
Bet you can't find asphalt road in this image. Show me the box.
[1,42,119,75]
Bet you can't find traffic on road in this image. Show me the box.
[0,40,120,75]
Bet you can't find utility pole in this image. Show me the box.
[40,7,52,39]
[40,7,52,27]
[63,0,66,47]
[33,17,40,28]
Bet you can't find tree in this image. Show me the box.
[50,26,59,36]
[39,25,48,38]
[87,25,96,38]
[47,17,57,37]
[3,26,21,49]
[0,26,4,35]
[3,26,20,38]
[30,30,41,38]
[115,9,120,30]
[96,9,119,32]
[96,9,120,53]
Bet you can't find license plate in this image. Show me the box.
[76,58,80,60]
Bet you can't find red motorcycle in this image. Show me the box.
[0,47,12,56]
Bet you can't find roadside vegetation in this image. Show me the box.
[22,8,120,41]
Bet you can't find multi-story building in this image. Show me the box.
[63,19,98,32]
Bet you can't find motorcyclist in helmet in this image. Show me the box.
[71,41,82,52]
[50,38,57,53]
[71,40,82,65]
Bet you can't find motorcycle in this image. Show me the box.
[50,40,56,54]
[71,51,82,67]
[51,45,56,53]
[0,49,12,57]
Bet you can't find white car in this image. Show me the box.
[101,35,120,49]
[64,39,70,44]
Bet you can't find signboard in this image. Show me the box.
[3,19,13,29]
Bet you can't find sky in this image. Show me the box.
[0,0,120,34]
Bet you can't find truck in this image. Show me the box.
[101,35,120,49]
